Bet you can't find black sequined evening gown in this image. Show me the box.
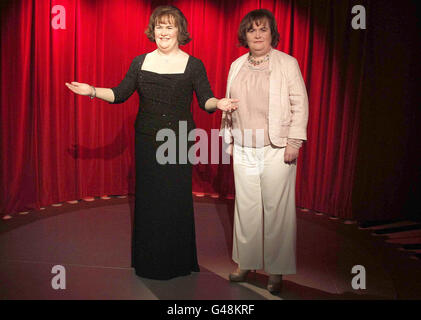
[110,53,214,280]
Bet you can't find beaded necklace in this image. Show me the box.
[247,52,270,66]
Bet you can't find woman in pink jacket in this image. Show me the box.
[220,9,309,294]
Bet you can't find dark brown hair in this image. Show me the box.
[238,9,280,48]
[145,5,191,45]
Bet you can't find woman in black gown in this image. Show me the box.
[65,5,238,280]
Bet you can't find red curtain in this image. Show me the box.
[0,0,368,218]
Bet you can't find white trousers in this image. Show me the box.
[232,144,297,275]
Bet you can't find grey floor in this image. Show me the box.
[1,196,421,300]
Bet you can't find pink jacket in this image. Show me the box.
[220,49,309,150]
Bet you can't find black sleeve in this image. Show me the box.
[192,59,215,113]
[109,56,140,104]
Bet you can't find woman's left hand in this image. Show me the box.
[217,98,239,112]
[284,145,299,163]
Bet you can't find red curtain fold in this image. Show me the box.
[1,0,368,218]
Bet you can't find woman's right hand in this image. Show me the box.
[65,82,93,96]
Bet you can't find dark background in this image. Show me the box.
[352,0,421,222]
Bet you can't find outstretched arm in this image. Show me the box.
[65,56,140,104]
[65,82,115,103]
[204,97,239,112]
[193,59,238,113]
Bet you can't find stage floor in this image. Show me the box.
[1,196,421,300]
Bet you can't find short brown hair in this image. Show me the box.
[238,9,280,48]
[145,5,191,45]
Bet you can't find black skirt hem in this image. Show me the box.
[134,266,200,280]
